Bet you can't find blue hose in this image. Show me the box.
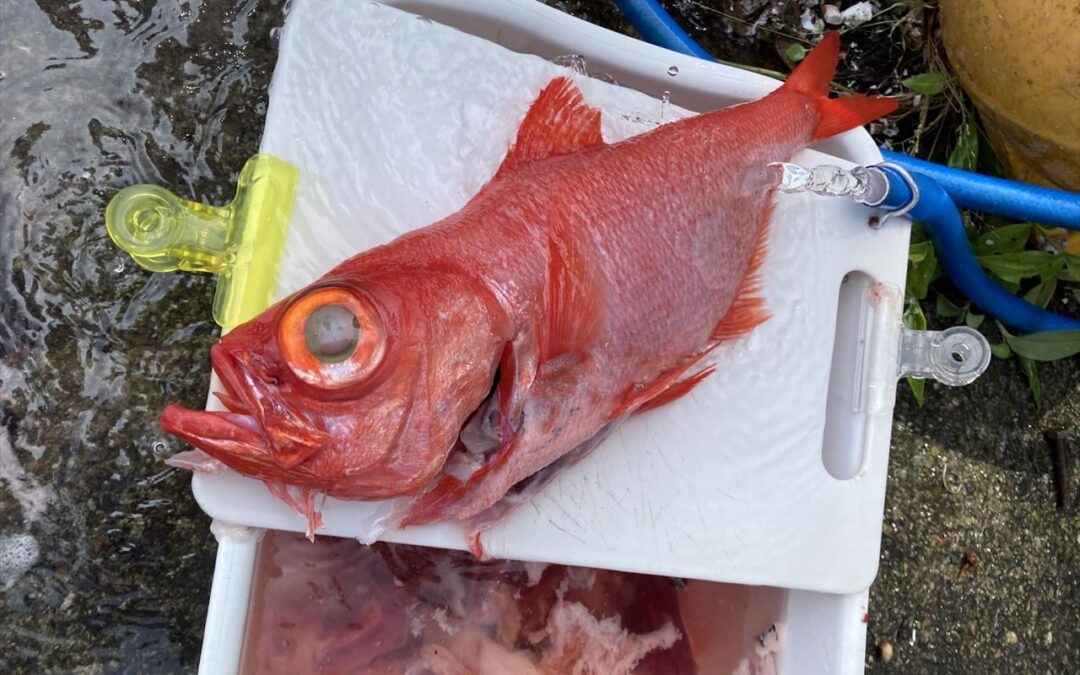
[611,0,715,60]
[881,150,1080,231]
[879,168,1080,333]
[614,0,1080,332]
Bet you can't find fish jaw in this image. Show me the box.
[161,343,331,474]
[214,343,331,469]
[160,404,273,470]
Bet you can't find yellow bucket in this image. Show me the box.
[939,0,1080,191]
[939,0,1080,252]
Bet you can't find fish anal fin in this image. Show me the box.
[498,76,604,174]
[711,205,772,341]
[634,365,716,415]
[542,200,602,361]
[614,345,719,418]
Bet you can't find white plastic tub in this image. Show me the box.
[201,527,873,674]
[193,1,911,672]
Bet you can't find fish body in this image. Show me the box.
[162,34,895,551]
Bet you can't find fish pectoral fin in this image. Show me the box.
[497,76,604,175]
[494,331,539,444]
[617,205,775,417]
[542,198,603,361]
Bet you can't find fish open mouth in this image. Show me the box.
[161,345,330,473]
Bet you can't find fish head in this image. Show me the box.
[161,268,508,497]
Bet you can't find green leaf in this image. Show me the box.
[1023,276,1058,310]
[785,43,808,62]
[902,296,928,405]
[1001,329,1080,362]
[989,342,1011,359]
[947,121,979,172]
[978,251,1063,284]
[907,241,938,300]
[965,311,985,329]
[906,376,925,406]
[903,299,927,331]
[908,240,931,263]
[901,72,950,96]
[995,277,1021,294]
[909,221,929,245]
[971,222,1033,256]
[1057,254,1080,282]
[935,293,964,318]
[1018,356,1041,409]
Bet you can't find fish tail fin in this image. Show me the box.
[784,31,897,140]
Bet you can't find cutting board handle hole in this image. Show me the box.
[821,271,874,480]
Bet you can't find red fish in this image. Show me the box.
[162,33,895,553]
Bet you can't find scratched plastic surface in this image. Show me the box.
[191,0,911,594]
[238,530,784,674]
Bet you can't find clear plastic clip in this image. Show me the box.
[897,326,990,386]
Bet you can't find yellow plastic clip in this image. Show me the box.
[106,154,299,331]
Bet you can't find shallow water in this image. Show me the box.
[0,0,286,669]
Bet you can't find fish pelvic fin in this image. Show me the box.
[784,31,898,140]
[711,203,772,341]
[264,481,325,540]
[403,357,610,534]
[498,76,604,174]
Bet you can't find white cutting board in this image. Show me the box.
[190,0,910,595]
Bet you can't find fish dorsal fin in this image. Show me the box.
[498,76,604,174]
[542,198,602,361]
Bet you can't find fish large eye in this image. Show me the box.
[278,287,386,389]
[304,304,360,363]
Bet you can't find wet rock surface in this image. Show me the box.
[1,0,285,670]
[1,1,1076,672]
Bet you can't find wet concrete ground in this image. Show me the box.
[1,1,1076,672]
